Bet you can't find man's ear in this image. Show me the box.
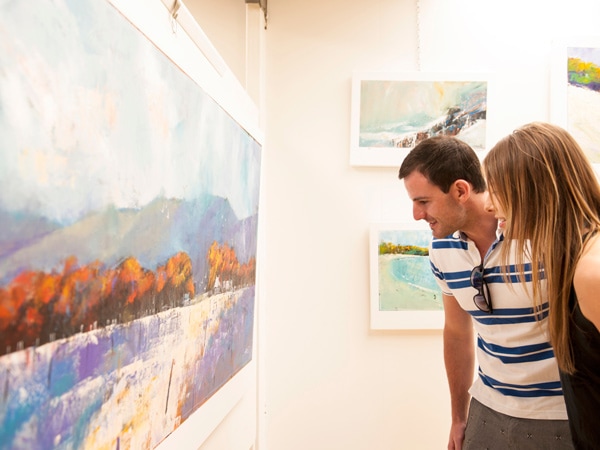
[452,179,471,201]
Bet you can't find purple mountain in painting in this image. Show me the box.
[0,210,61,260]
[0,195,258,290]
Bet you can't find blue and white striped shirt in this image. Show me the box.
[430,231,568,420]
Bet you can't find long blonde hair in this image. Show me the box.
[483,122,600,374]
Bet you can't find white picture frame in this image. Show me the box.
[350,71,489,167]
[369,223,444,330]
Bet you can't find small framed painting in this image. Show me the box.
[350,72,488,167]
[551,39,600,164]
[369,223,443,330]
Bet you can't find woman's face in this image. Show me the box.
[483,186,507,231]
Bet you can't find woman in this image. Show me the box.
[482,122,600,450]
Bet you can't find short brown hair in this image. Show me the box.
[398,135,486,193]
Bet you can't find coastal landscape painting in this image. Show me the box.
[369,224,443,330]
[0,0,261,448]
[351,72,487,167]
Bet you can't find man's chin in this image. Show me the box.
[426,222,449,239]
[430,227,448,239]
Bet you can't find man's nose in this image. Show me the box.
[413,204,426,221]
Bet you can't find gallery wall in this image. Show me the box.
[186,0,600,449]
[185,0,247,87]
[262,1,447,448]
[262,1,600,449]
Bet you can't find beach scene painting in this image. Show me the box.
[566,46,600,163]
[369,224,443,330]
[351,72,487,167]
[0,0,261,448]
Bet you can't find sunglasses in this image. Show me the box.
[470,264,492,313]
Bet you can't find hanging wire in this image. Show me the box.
[170,0,180,34]
[416,0,421,71]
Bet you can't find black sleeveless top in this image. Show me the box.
[559,286,600,450]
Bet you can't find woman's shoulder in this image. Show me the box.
[577,233,600,273]
[574,234,600,331]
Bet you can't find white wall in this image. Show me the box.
[187,0,600,449]
[263,1,449,449]
[263,1,600,449]
[185,0,247,86]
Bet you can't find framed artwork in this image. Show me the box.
[350,72,488,167]
[369,223,443,330]
[551,39,600,164]
[0,0,261,448]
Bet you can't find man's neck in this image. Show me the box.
[461,212,499,261]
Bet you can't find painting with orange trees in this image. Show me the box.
[0,0,261,448]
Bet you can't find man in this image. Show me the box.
[398,136,572,449]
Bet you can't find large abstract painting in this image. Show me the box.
[0,0,261,448]
[369,224,443,329]
[351,72,488,167]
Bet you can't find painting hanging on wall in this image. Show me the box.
[551,40,600,164]
[350,72,488,167]
[0,0,261,448]
[369,223,443,329]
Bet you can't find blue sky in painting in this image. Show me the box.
[0,0,260,225]
[359,80,486,132]
[379,229,431,248]
[568,47,600,66]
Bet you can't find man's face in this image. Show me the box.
[403,171,465,239]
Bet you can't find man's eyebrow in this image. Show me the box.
[412,196,429,201]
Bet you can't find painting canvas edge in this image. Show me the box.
[105,0,264,447]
